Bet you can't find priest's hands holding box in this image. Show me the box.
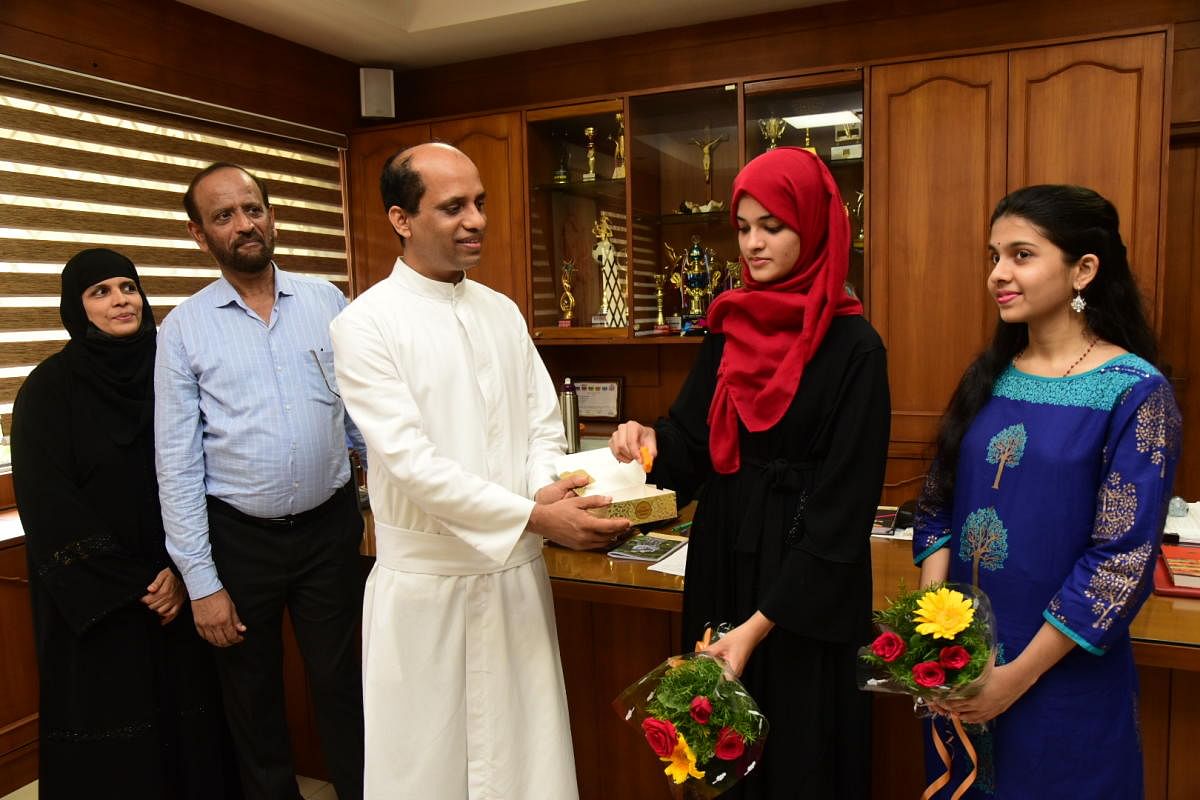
[530,473,631,550]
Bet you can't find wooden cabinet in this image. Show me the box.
[345,112,527,316]
[869,33,1168,496]
[868,53,1008,448]
[1008,34,1167,318]
[346,122,430,293]
[431,113,529,319]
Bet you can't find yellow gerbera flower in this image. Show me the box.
[913,587,975,640]
[661,734,706,784]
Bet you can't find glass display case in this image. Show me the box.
[744,72,865,300]
[629,85,739,336]
[526,99,630,339]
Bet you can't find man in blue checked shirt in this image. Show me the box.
[155,162,365,800]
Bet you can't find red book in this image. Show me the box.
[1154,545,1200,598]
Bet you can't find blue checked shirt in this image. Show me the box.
[154,265,366,599]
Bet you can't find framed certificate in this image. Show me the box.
[575,377,623,421]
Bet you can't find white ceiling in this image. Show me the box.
[178,0,830,69]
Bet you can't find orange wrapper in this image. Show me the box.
[640,445,653,473]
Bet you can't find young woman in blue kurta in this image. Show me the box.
[912,185,1181,798]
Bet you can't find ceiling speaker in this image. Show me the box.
[359,68,395,119]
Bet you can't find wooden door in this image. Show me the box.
[1008,33,1168,320]
[431,113,529,320]
[346,122,431,294]
[868,53,1008,451]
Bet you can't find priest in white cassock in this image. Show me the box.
[330,143,631,800]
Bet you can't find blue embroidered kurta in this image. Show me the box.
[912,354,1181,798]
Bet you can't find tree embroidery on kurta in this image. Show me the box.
[958,507,1009,588]
[1135,384,1181,478]
[986,423,1026,489]
[1084,542,1152,630]
[1094,472,1138,542]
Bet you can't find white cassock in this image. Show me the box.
[330,258,578,800]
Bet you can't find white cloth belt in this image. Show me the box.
[373,520,541,576]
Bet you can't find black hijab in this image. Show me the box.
[59,248,157,445]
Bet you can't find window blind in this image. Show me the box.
[0,74,350,436]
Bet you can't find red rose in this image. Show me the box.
[871,631,906,663]
[642,717,678,757]
[912,661,946,688]
[690,695,713,724]
[939,645,971,670]
[714,726,745,760]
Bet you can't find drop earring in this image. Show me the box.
[1070,290,1086,314]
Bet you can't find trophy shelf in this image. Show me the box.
[533,177,627,201]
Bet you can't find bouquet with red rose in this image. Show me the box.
[858,582,997,797]
[858,582,995,703]
[613,642,768,797]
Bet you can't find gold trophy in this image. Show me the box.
[582,126,597,182]
[669,236,719,334]
[653,272,669,333]
[558,258,576,327]
[800,127,817,156]
[725,260,743,290]
[592,213,627,326]
[611,112,626,180]
[759,117,790,150]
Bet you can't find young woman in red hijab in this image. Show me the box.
[611,147,890,798]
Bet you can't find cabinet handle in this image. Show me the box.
[0,575,29,585]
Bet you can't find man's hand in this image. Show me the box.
[141,567,185,626]
[609,421,657,465]
[534,473,591,504]
[528,494,630,550]
[191,588,247,647]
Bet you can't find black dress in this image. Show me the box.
[651,315,890,799]
[12,352,239,799]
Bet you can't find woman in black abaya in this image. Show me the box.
[12,248,239,798]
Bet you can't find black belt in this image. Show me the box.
[207,481,353,530]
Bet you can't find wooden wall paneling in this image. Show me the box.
[1167,670,1200,797]
[868,53,1008,446]
[1007,34,1168,319]
[431,113,530,318]
[346,123,432,295]
[385,1,1200,124]
[0,541,37,797]
[0,0,359,133]
[0,475,13,510]
[1160,136,1200,498]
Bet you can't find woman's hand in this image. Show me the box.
[941,663,1034,724]
[701,612,775,678]
[609,421,657,465]
[142,567,185,626]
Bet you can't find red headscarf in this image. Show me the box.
[705,146,862,473]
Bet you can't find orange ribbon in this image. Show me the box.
[920,715,977,800]
[694,627,713,653]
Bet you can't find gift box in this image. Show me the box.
[555,449,678,526]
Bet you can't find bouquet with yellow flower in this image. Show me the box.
[613,634,768,797]
[859,582,996,798]
[859,582,995,702]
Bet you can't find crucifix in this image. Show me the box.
[689,128,728,201]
